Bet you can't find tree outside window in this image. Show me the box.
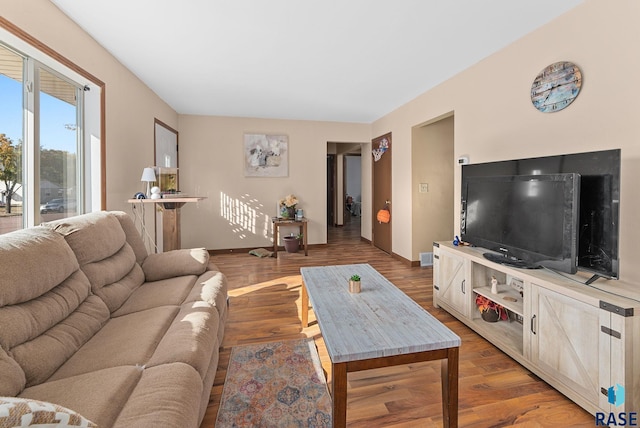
[0,133,21,214]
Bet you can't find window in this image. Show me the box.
[0,44,23,233]
[0,23,103,233]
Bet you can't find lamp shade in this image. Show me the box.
[140,167,156,182]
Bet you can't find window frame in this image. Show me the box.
[0,17,106,228]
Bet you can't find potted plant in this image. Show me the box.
[475,295,508,322]
[348,274,361,293]
[283,233,301,253]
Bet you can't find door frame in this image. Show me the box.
[372,132,392,254]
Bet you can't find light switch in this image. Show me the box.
[419,183,429,193]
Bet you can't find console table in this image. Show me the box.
[301,264,460,427]
[127,197,205,252]
[272,217,308,257]
[433,241,640,415]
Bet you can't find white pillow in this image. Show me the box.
[0,397,96,427]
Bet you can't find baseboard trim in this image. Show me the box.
[209,243,327,255]
[208,244,423,267]
[391,252,414,267]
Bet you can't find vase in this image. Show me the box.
[282,207,296,218]
[348,280,361,293]
[481,310,499,323]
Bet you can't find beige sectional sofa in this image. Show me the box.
[0,211,227,427]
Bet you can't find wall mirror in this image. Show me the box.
[154,119,179,193]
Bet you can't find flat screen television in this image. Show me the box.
[461,149,621,280]
[461,173,580,273]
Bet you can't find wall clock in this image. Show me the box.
[531,61,582,113]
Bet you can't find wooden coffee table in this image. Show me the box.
[300,264,461,428]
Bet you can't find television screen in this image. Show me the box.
[461,173,580,274]
[461,149,620,279]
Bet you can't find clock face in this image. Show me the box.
[531,61,582,113]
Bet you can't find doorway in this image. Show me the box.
[344,154,362,224]
[327,143,363,243]
[411,114,455,261]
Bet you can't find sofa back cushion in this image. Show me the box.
[45,211,146,313]
[112,210,148,264]
[0,227,110,389]
[0,227,78,306]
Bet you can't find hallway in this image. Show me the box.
[328,210,362,243]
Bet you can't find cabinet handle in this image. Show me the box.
[531,314,537,335]
[461,279,466,294]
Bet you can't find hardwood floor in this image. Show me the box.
[200,216,594,427]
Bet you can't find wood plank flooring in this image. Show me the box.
[200,216,595,427]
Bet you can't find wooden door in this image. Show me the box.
[372,133,392,254]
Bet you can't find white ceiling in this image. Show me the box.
[51,0,582,123]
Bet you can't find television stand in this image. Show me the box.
[482,252,540,269]
[433,241,640,417]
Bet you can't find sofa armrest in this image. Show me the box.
[142,248,209,282]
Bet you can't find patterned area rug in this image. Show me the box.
[216,338,332,427]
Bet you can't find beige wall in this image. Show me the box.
[411,115,454,261]
[177,115,369,249]
[3,1,178,216]
[7,0,640,282]
[373,0,640,282]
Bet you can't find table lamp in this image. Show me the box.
[140,167,157,198]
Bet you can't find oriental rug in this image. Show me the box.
[215,338,332,427]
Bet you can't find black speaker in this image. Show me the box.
[134,192,146,199]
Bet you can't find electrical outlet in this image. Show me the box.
[419,183,429,193]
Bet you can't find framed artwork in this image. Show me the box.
[244,133,289,177]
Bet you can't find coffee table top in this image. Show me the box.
[300,264,460,363]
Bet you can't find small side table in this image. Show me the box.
[272,217,308,258]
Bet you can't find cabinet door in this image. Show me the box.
[599,309,640,413]
[530,285,601,406]
[434,250,469,317]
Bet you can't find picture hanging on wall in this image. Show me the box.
[243,133,289,177]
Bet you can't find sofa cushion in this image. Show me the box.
[48,306,178,381]
[111,275,196,317]
[0,346,25,396]
[0,272,99,350]
[185,270,228,310]
[19,366,142,428]
[45,211,127,266]
[0,227,78,307]
[142,248,209,282]
[147,302,220,379]
[0,396,97,427]
[112,210,148,264]
[82,245,145,313]
[46,211,146,313]
[185,270,228,343]
[4,294,110,387]
[113,363,203,428]
[0,225,110,389]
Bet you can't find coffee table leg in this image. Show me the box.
[331,362,347,428]
[301,280,309,328]
[441,346,459,428]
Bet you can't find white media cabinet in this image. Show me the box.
[433,241,640,415]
